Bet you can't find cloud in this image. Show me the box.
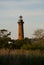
[0,0,44,7]
[0,0,44,12]
[0,10,44,19]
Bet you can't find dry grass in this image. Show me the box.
[0,48,44,56]
[0,49,44,65]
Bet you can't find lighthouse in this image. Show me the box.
[18,16,24,40]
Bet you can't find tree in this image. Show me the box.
[0,29,11,38]
[0,29,11,48]
[33,29,44,39]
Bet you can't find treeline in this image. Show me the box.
[0,29,44,50]
[0,37,44,50]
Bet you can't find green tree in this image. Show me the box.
[0,29,11,48]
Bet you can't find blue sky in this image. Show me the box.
[0,0,44,39]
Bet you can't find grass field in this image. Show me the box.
[0,54,44,65]
[0,49,44,65]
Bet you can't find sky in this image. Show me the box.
[0,0,44,39]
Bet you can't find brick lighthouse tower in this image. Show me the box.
[18,16,24,40]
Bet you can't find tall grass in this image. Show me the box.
[0,54,44,65]
[0,49,44,56]
[0,49,44,65]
